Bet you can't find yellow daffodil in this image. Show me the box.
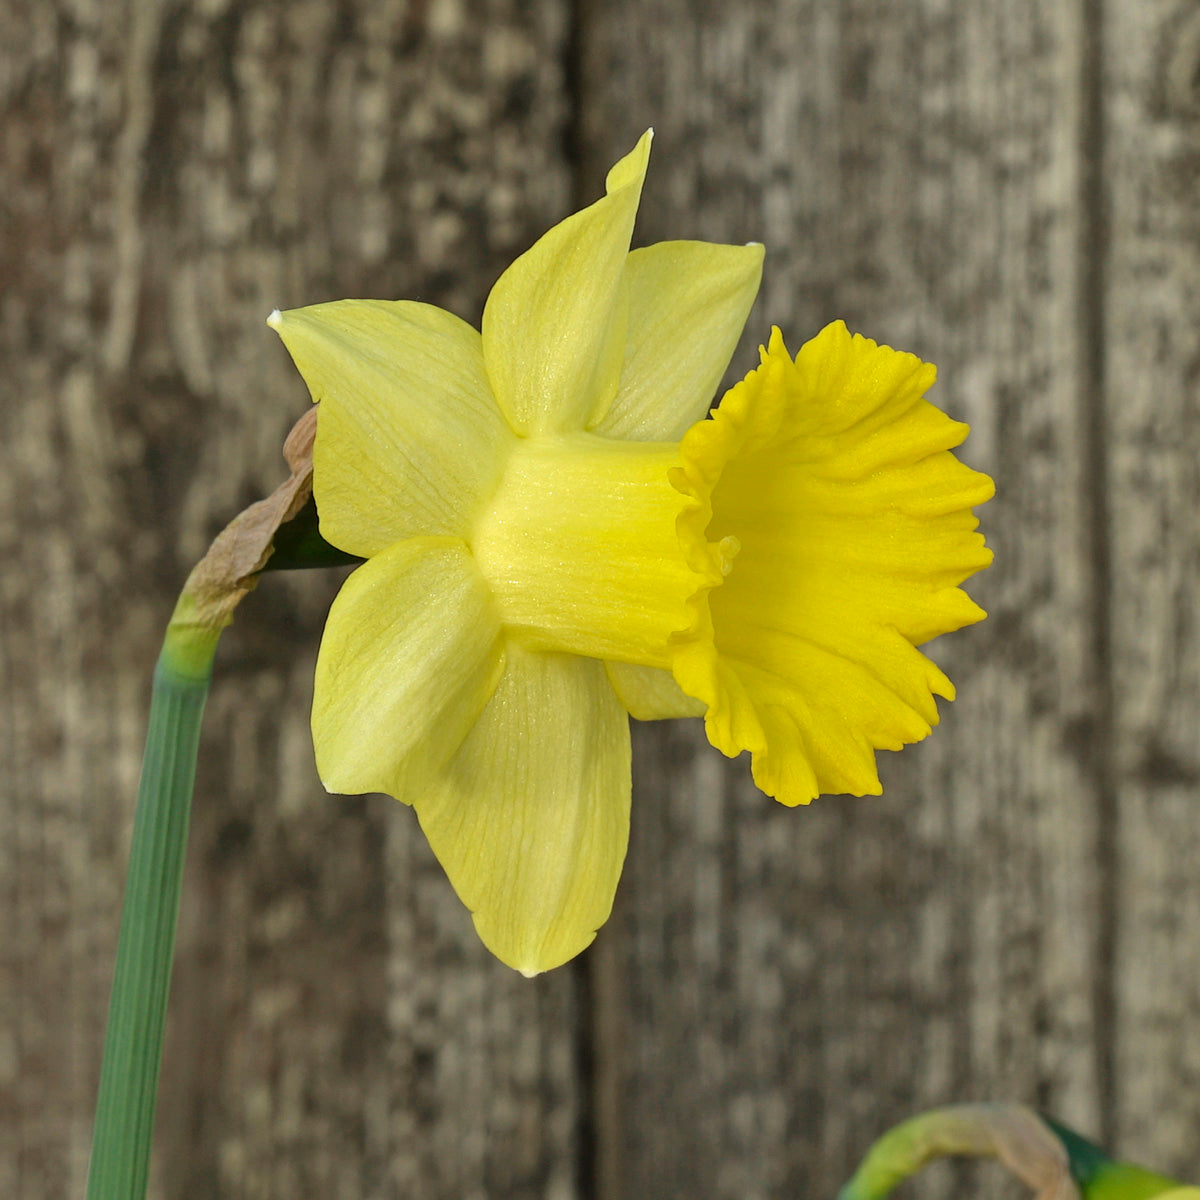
[268,131,993,974]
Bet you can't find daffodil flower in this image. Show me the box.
[268,131,993,974]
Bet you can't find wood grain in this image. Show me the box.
[3,0,1199,1197]
[1104,0,1200,1177]
[3,1,582,1196]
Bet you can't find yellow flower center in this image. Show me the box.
[471,432,723,670]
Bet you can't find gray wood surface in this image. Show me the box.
[1106,0,1200,1176]
[2,1,1197,1197]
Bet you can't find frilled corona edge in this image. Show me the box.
[670,321,995,804]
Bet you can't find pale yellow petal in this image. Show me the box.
[595,241,764,441]
[416,644,631,974]
[269,300,513,556]
[481,131,652,435]
[605,661,705,720]
[313,537,505,800]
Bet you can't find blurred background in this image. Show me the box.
[4,0,1199,1196]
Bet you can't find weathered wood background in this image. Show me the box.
[4,0,1199,1196]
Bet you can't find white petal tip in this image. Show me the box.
[266,308,282,328]
[518,966,542,979]
[745,241,764,248]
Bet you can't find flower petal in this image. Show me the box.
[595,240,764,441]
[672,322,994,804]
[415,643,631,975]
[313,537,505,800]
[269,300,513,556]
[481,131,653,435]
[605,661,705,720]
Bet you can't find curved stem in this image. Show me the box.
[836,1105,1081,1200]
[85,405,318,1198]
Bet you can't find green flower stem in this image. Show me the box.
[84,405,323,1198]
[85,597,222,1200]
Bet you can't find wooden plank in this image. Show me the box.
[11,1,1200,1198]
[1104,0,1200,1180]
[578,2,1106,1196]
[1,1,583,1196]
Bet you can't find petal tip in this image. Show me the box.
[267,307,282,329]
[605,129,654,193]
